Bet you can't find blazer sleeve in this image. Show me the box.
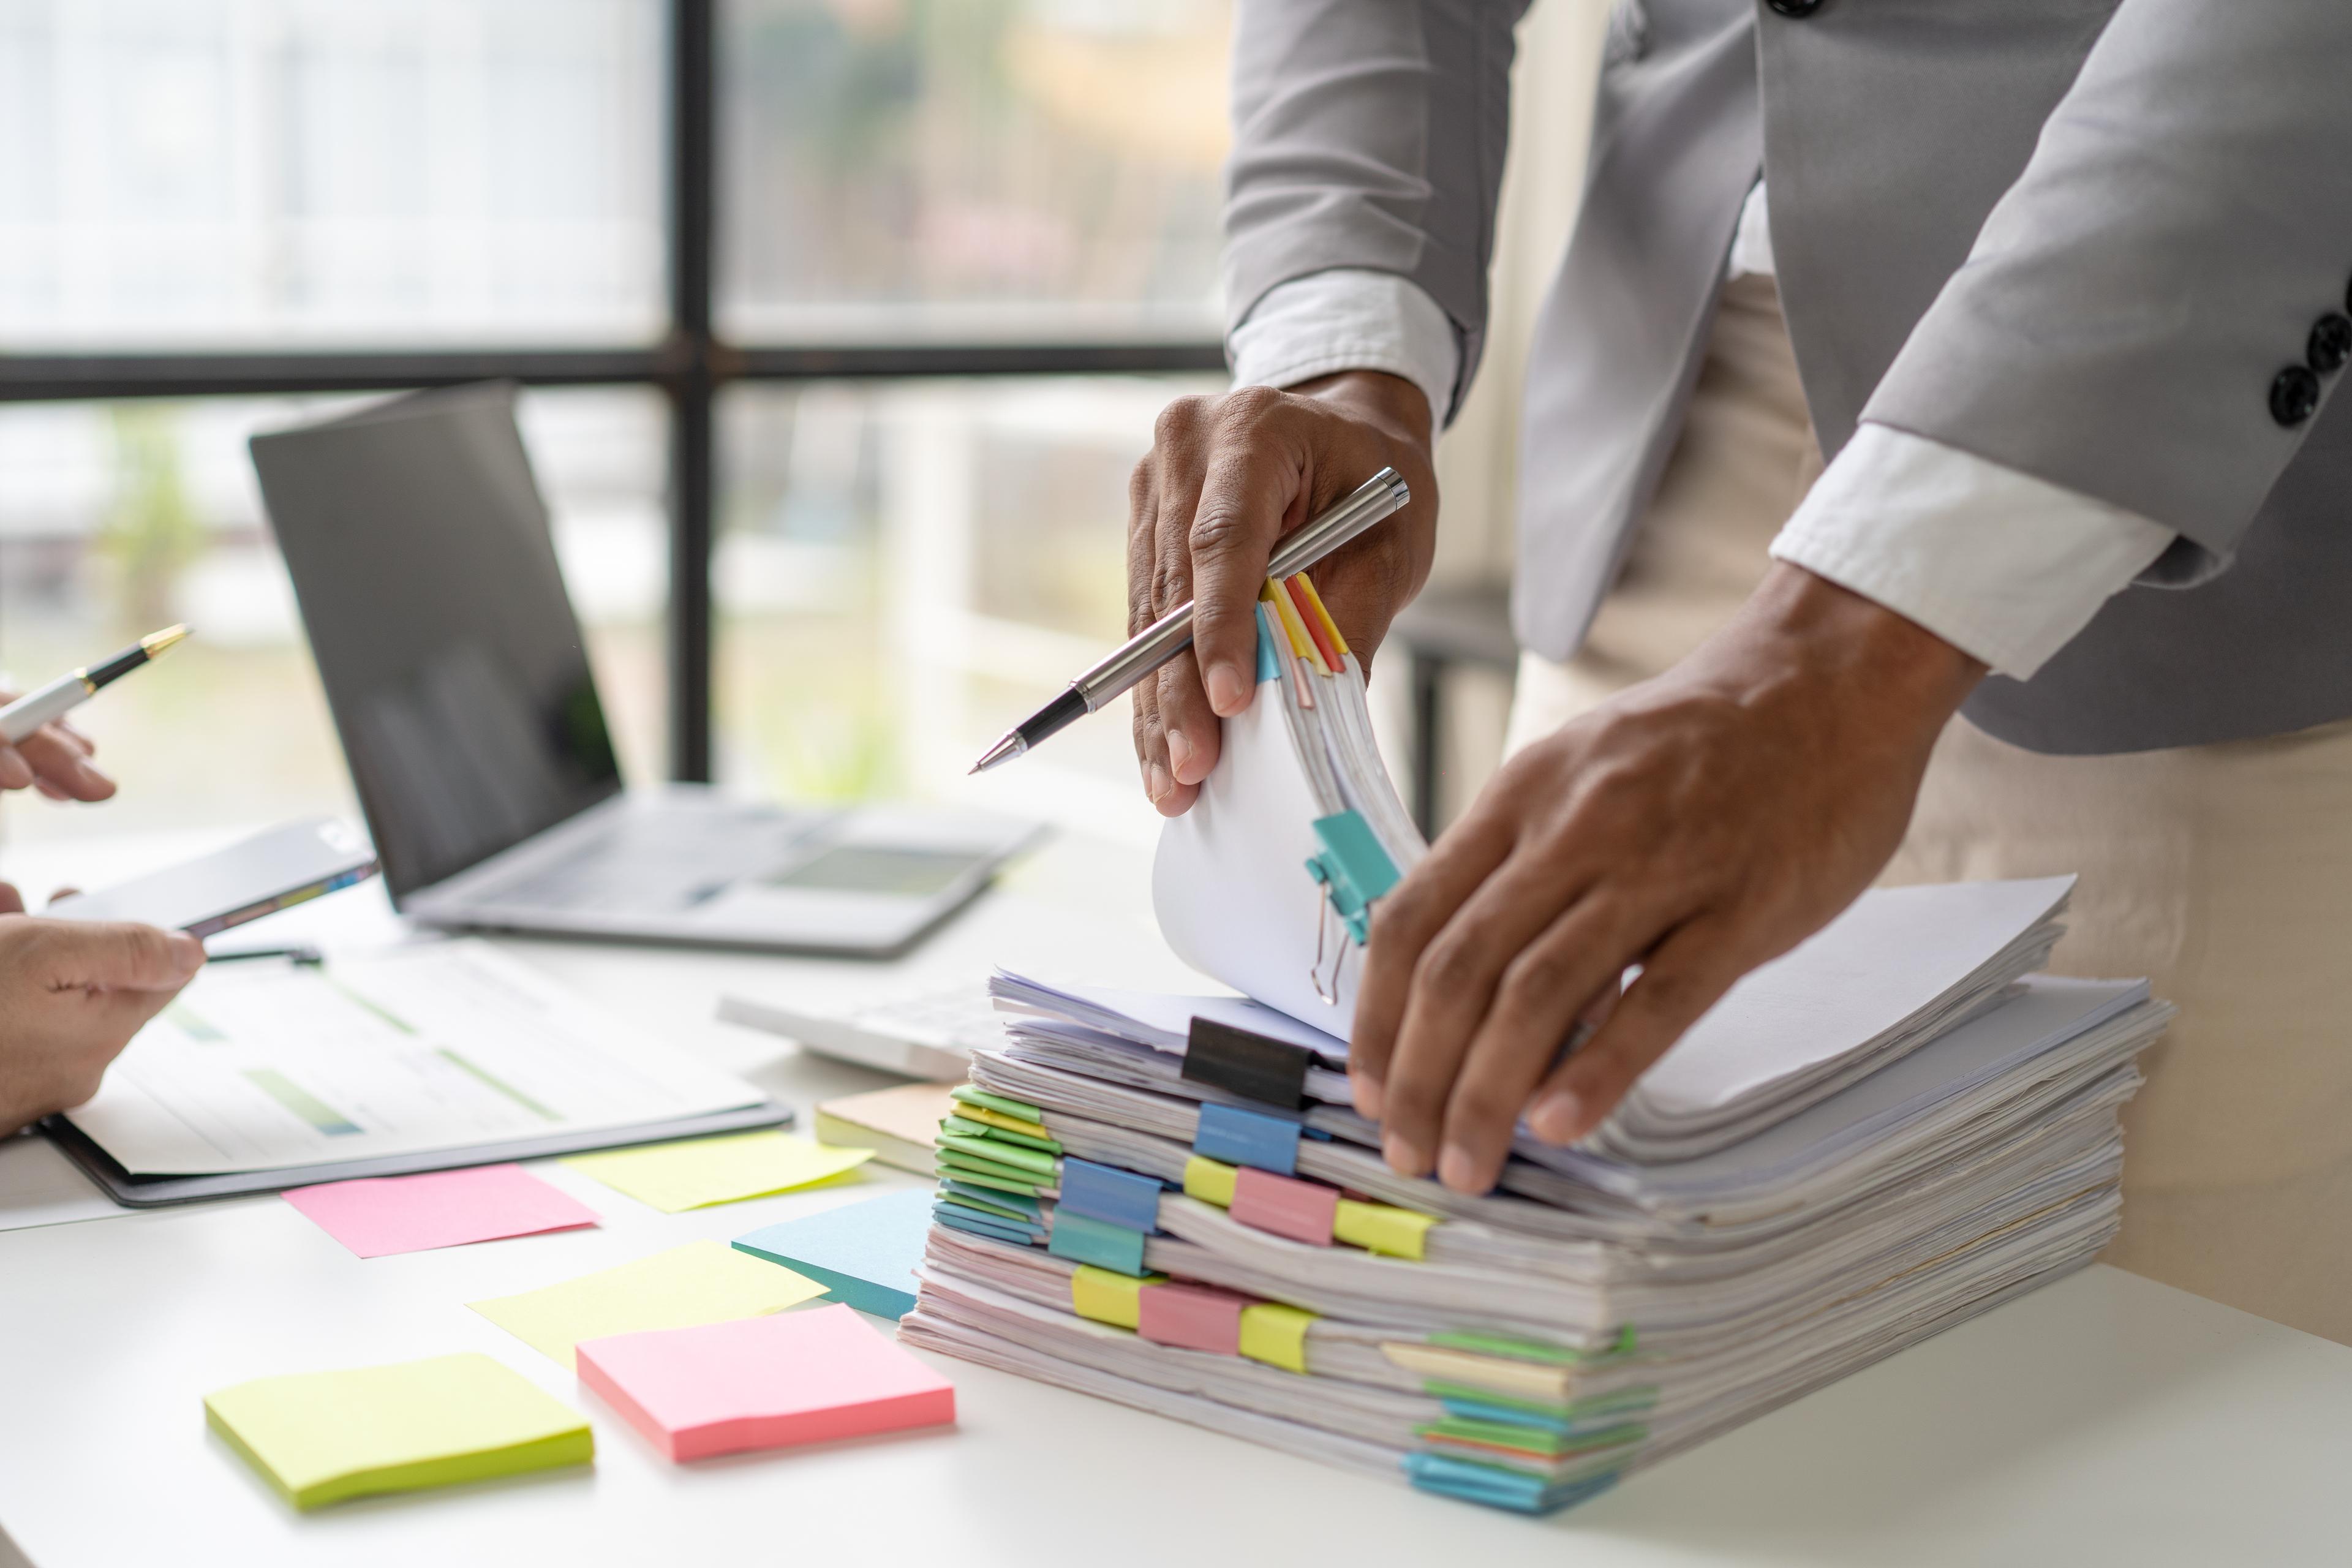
[1863,0,2352,578]
[1221,0,1531,423]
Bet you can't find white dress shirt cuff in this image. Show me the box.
[1770,423,2176,680]
[1227,268,1462,431]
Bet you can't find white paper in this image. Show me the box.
[1627,876,2075,1124]
[64,939,764,1175]
[1154,686,1365,1034]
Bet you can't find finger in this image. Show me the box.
[0,883,22,915]
[1139,657,1203,817]
[1150,428,1222,775]
[1188,402,1307,718]
[1434,895,1674,1193]
[1349,799,1517,1145]
[18,726,113,801]
[1156,644,1220,796]
[51,717,96,755]
[1533,920,1747,1144]
[1127,458,1178,806]
[37,921,206,993]
[0,743,31,791]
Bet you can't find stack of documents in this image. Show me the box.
[900,875,2173,1513]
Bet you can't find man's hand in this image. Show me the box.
[0,895,205,1137]
[1128,370,1439,816]
[0,696,115,802]
[1350,564,1989,1194]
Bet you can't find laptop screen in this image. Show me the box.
[251,383,623,899]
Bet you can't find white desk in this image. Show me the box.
[4,834,2351,1566]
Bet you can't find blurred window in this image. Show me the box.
[718,0,1230,342]
[0,0,665,349]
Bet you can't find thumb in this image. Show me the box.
[40,921,206,992]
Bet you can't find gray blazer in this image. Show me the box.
[1223,0,2352,755]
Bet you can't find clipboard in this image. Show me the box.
[39,1098,793,1208]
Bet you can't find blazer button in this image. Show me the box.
[2271,365,2322,427]
[2309,314,2352,375]
[1765,0,1823,15]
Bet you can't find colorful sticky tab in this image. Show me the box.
[933,1155,1045,1196]
[1069,1264,1164,1329]
[1238,1302,1317,1374]
[563,1133,872,1213]
[950,1085,1044,1121]
[942,1179,1040,1219]
[469,1239,826,1369]
[932,1207,1038,1247]
[1290,571,1351,657]
[1057,1158,1163,1232]
[948,1102,1054,1142]
[576,1303,954,1462]
[281,1163,598,1259]
[1230,1166,1339,1247]
[203,1352,592,1510]
[1254,603,1283,684]
[1332,1199,1438,1260]
[1046,1208,1148,1276]
[935,1131,1057,1177]
[1193,1102,1302,1176]
[732,1188,933,1320]
[1182,1155,1238,1207]
[1136,1281,1252,1355]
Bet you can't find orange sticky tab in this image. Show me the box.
[1265,576,1325,671]
[1284,576,1343,673]
[1291,572,1351,658]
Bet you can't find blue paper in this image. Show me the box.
[1057,1157,1163,1232]
[1193,1102,1302,1177]
[732,1188,933,1321]
[1046,1208,1149,1276]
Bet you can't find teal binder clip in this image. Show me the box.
[1306,809,1401,946]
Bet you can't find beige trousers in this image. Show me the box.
[1507,275,2352,1345]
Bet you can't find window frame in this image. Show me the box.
[0,0,1225,781]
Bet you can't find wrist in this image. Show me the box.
[1291,369,1434,457]
[1702,564,1987,741]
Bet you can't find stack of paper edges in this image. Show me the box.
[901,876,2171,1513]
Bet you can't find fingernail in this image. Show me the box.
[168,933,206,973]
[1147,763,1172,802]
[1438,1143,1485,1194]
[1166,729,1197,785]
[1530,1091,1582,1144]
[1205,665,1248,716]
[1382,1132,1428,1177]
[1352,1074,1385,1121]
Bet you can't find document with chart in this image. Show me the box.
[58,940,774,1178]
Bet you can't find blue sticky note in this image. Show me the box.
[1193,1101,1302,1177]
[733,1188,933,1320]
[1057,1157,1163,1232]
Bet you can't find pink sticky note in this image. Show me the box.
[1136,1281,1252,1354]
[1230,1166,1340,1247]
[576,1303,956,1462]
[283,1164,600,1259]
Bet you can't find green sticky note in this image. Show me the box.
[933,1158,1044,1196]
[204,1353,592,1510]
[469,1239,827,1369]
[934,1132,1056,1177]
[939,1116,1061,1155]
[564,1132,873,1213]
[951,1085,1044,1121]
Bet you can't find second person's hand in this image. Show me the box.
[0,693,115,802]
[1127,369,1439,816]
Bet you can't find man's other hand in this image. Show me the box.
[0,696,115,802]
[1349,565,1989,1194]
[0,900,205,1136]
[1127,370,1438,816]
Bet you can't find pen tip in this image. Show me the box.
[141,624,190,657]
[970,731,1025,774]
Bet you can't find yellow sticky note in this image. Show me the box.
[1183,1155,1237,1208]
[204,1352,592,1510]
[469,1239,825,1369]
[564,1132,873,1212]
[1238,1302,1317,1373]
[1333,1199,1437,1260]
[1069,1264,1164,1329]
[951,1102,1049,1139]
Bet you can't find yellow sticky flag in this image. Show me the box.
[1070,1264,1164,1329]
[1333,1199,1438,1260]
[204,1352,592,1510]
[948,1102,1049,1139]
[1264,576,1327,673]
[1238,1302,1317,1374]
[469,1239,826,1369]
[1183,1155,1237,1208]
[564,1131,872,1212]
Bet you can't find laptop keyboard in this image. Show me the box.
[488,809,822,911]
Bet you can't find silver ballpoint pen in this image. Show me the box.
[970,467,1411,774]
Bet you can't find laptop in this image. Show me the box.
[249,382,1041,956]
